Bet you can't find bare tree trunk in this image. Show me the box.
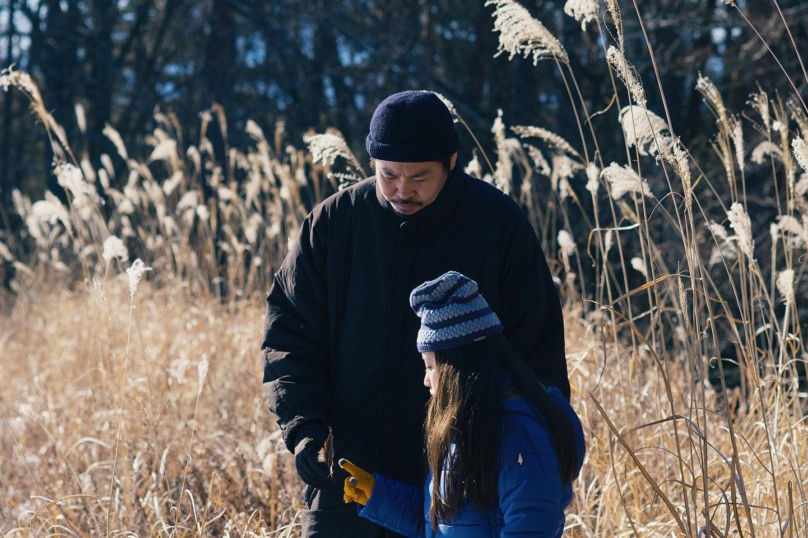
[1,0,17,233]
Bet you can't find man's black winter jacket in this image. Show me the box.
[261,167,569,536]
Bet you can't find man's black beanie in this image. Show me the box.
[366,91,459,163]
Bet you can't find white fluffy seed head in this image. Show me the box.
[127,259,153,298]
[696,75,729,127]
[748,91,770,133]
[75,103,86,134]
[751,141,784,165]
[525,144,551,176]
[486,0,569,65]
[558,230,576,255]
[776,269,795,304]
[678,276,688,329]
[585,162,600,194]
[103,123,129,161]
[631,257,647,278]
[564,0,598,31]
[198,355,210,395]
[492,110,517,195]
[776,215,805,247]
[511,125,580,158]
[177,190,200,212]
[604,229,614,254]
[793,137,808,173]
[42,192,73,235]
[245,119,266,141]
[12,189,29,219]
[708,221,729,242]
[102,235,129,263]
[619,106,672,157]
[465,153,483,178]
[0,67,44,109]
[55,163,90,200]
[305,132,360,169]
[727,203,754,258]
[606,47,646,108]
[729,116,744,170]
[601,163,651,200]
[149,139,178,163]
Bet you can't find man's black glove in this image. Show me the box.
[293,422,333,488]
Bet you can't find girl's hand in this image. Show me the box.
[339,458,375,505]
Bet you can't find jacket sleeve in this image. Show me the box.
[261,212,331,451]
[500,209,570,400]
[358,474,426,538]
[499,441,567,538]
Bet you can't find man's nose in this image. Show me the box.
[397,178,414,198]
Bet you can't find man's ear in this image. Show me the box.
[450,152,458,171]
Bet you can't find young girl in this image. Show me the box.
[340,271,585,537]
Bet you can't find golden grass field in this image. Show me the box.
[3,0,808,535]
[2,279,807,536]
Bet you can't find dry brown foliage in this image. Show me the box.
[4,0,808,536]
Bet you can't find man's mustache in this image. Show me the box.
[390,198,423,207]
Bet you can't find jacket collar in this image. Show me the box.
[375,165,464,224]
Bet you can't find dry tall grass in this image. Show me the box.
[3,0,808,536]
[0,283,302,536]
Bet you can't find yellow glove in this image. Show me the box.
[339,458,375,506]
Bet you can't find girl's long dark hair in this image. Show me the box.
[425,333,578,530]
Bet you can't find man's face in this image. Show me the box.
[375,153,458,215]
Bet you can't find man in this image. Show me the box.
[261,90,569,537]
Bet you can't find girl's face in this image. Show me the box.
[422,352,438,396]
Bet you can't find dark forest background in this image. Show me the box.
[1,0,807,209]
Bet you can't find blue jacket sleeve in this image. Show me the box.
[358,474,426,538]
[499,438,567,538]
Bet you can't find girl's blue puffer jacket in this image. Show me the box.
[357,387,586,537]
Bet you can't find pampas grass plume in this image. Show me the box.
[512,125,580,158]
[606,47,647,108]
[752,141,783,164]
[793,137,808,173]
[127,259,152,298]
[486,0,569,65]
[696,74,729,126]
[601,162,651,200]
[558,229,576,255]
[730,116,745,169]
[776,269,795,304]
[564,0,598,30]
[631,257,647,278]
[619,106,672,157]
[727,203,754,258]
[103,123,129,161]
[102,235,129,263]
[198,356,209,395]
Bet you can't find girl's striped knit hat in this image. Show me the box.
[409,271,503,352]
